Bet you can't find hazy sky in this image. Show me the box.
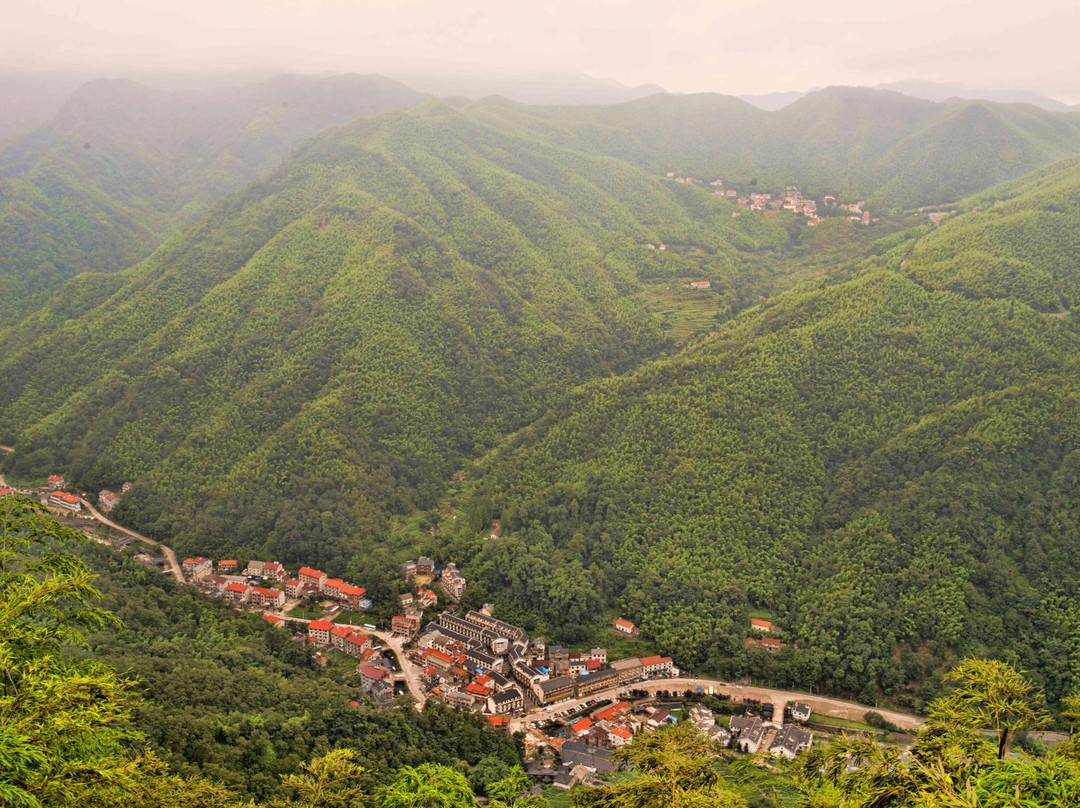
[5,0,1080,101]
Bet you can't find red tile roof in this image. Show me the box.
[360,664,387,680]
[339,584,366,597]
[465,683,491,696]
[487,715,510,728]
[308,619,333,631]
[262,614,283,624]
[298,567,325,578]
[594,702,629,722]
[225,582,249,593]
[346,633,370,648]
[331,625,354,638]
[751,618,777,631]
[609,725,633,740]
[324,578,343,589]
[423,648,454,664]
[570,717,592,733]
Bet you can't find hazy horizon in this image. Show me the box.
[4,0,1080,104]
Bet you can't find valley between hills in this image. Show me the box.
[6,73,1080,806]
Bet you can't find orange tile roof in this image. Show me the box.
[308,619,333,631]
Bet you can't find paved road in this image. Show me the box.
[370,629,427,710]
[269,615,427,710]
[509,677,922,734]
[1,446,184,583]
[78,496,184,583]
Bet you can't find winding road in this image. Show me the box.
[508,677,922,734]
[4,445,924,731]
[1,444,184,582]
[77,495,184,583]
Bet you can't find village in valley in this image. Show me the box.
[3,470,919,795]
[174,549,821,791]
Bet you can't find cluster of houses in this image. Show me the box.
[663,172,880,227]
[526,741,616,792]
[28,474,132,515]
[734,186,823,225]
[404,557,467,601]
[409,609,676,720]
[728,706,814,759]
[688,699,813,759]
[745,618,791,652]
[180,556,372,613]
[97,482,132,513]
[303,620,397,704]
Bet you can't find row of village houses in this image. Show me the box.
[181,556,372,612]
[31,475,133,514]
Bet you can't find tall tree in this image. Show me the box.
[375,763,475,808]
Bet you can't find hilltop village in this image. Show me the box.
[665,173,881,227]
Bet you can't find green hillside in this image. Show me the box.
[900,155,1080,311]
[0,73,429,323]
[451,158,1080,705]
[0,102,789,571]
[468,87,1080,212]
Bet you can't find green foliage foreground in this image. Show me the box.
[0,495,536,807]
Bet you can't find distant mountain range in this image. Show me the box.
[384,68,666,106]
[740,80,1079,113]
[0,73,429,323]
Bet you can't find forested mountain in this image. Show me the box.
[903,155,1080,311]
[0,101,789,572]
[455,155,1080,705]
[0,73,428,323]
[6,78,1078,327]
[467,87,1080,211]
[5,77,1080,709]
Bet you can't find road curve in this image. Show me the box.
[269,615,427,710]
[510,677,922,734]
[78,496,184,583]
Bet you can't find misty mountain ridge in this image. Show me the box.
[0,72,430,323]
